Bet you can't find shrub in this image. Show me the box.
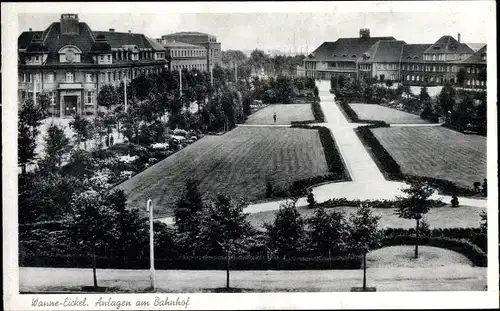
[337,100,359,122]
[317,127,349,179]
[265,181,273,198]
[311,101,325,122]
[319,198,445,209]
[289,174,345,197]
[307,190,316,208]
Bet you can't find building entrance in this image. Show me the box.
[64,95,78,116]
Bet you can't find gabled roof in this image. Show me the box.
[309,36,397,61]
[401,44,432,63]
[94,31,164,51]
[357,40,406,63]
[18,31,44,49]
[423,35,474,54]
[461,45,486,64]
[466,43,486,52]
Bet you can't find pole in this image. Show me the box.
[33,74,37,106]
[147,199,156,290]
[363,252,367,291]
[124,77,128,113]
[234,63,237,82]
[210,66,213,86]
[179,68,182,97]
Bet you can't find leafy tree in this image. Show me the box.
[307,206,346,257]
[249,49,269,73]
[265,181,273,198]
[313,86,319,102]
[395,179,435,258]
[264,200,305,259]
[306,189,316,208]
[478,68,487,83]
[436,84,456,119]
[385,79,393,88]
[195,193,253,288]
[222,50,248,67]
[346,204,382,291]
[419,86,431,104]
[69,113,94,150]
[42,124,71,169]
[479,210,487,235]
[97,84,118,111]
[456,68,466,87]
[65,178,132,288]
[18,96,50,175]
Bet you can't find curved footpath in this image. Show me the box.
[157,80,486,225]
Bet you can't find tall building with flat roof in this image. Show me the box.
[158,39,207,72]
[18,14,168,117]
[161,32,222,71]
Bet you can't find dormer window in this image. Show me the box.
[352,54,356,58]
[59,45,82,63]
[342,54,347,57]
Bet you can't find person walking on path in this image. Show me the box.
[273,112,277,123]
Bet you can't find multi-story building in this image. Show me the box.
[158,39,207,71]
[357,40,406,81]
[304,29,396,80]
[18,14,168,117]
[307,30,486,89]
[161,32,222,71]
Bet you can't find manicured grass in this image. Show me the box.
[117,126,329,217]
[246,204,483,230]
[349,104,430,124]
[371,126,486,189]
[245,104,314,125]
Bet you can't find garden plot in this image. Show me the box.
[349,104,430,124]
[245,104,314,125]
[371,126,486,189]
[118,126,330,217]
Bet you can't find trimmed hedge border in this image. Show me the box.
[311,100,325,123]
[19,254,362,270]
[318,197,445,209]
[380,235,487,267]
[355,126,478,196]
[337,100,391,126]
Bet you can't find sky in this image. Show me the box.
[14,2,495,53]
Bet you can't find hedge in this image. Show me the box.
[337,101,391,126]
[380,235,487,267]
[311,100,325,123]
[289,174,346,197]
[319,197,445,209]
[19,254,362,270]
[355,126,478,196]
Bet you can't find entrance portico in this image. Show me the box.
[58,83,83,117]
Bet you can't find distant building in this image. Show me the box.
[307,29,485,89]
[158,39,207,71]
[18,14,167,117]
[161,32,222,71]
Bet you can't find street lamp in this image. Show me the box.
[146,199,156,290]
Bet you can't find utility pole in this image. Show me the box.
[33,74,37,106]
[210,65,213,86]
[179,68,182,97]
[234,63,237,82]
[124,76,128,112]
[146,199,156,290]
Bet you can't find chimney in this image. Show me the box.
[128,30,131,33]
[29,28,32,31]
[360,28,370,39]
[457,33,461,43]
[60,14,79,35]
[109,28,115,32]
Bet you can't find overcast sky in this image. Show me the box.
[15,2,494,53]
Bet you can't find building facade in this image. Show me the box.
[158,39,207,71]
[161,32,222,71]
[18,14,168,117]
[306,30,486,89]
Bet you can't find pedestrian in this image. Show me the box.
[105,135,109,147]
[273,112,277,123]
[110,134,114,146]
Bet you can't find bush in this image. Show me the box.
[380,235,487,267]
[317,127,349,179]
[311,101,325,122]
[265,181,273,198]
[337,100,359,122]
[319,198,445,209]
[289,174,346,197]
[20,254,362,270]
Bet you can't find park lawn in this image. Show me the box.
[349,103,430,124]
[246,204,484,230]
[371,126,486,188]
[245,104,314,125]
[117,126,330,217]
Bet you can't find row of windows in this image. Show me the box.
[402,64,459,73]
[377,63,397,70]
[467,80,485,87]
[403,75,453,83]
[19,68,162,84]
[20,91,95,106]
[466,67,481,74]
[359,64,371,70]
[172,63,205,71]
[171,49,205,58]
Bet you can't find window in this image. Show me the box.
[416,76,420,81]
[46,73,55,83]
[85,73,93,83]
[411,75,415,81]
[107,72,111,82]
[48,92,56,106]
[66,72,74,83]
[100,55,104,62]
[85,91,94,105]
[432,54,436,60]
[406,75,410,81]
[432,66,436,72]
[467,67,471,73]
[107,55,111,62]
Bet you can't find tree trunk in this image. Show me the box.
[92,247,98,288]
[415,218,420,259]
[226,248,230,289]
[22,164,27,176]
[363,252,367,291]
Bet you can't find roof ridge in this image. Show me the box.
[42,23,54,45]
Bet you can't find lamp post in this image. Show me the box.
[179,68,182,97]
[146,199,156,290]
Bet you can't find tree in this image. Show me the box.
[42,123,71,169]
[97,84,118,111]
[221,50,248,67]
[385,79,393,88]
[478,68,487,84]
[69,113,94,150]
[195,193,253,289]
[18,96,50,175]
[174,178,205,255]
[307,206,346,257]
[436,84,456,119]
[306,189,316,208]
[419,86,431,104]
[313,86,319,102]
[456,68,466,87]
[264,200,305,259]
[65,178,131,288]
[346,204,382,291]
[395,179,435,258]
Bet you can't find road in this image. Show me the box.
[19,266,486,293]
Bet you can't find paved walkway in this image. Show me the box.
[156,81,486,225]
[19,266,486,292]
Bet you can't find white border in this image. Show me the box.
[2,2,498,310]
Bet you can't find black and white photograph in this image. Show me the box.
[2,1,498,310]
